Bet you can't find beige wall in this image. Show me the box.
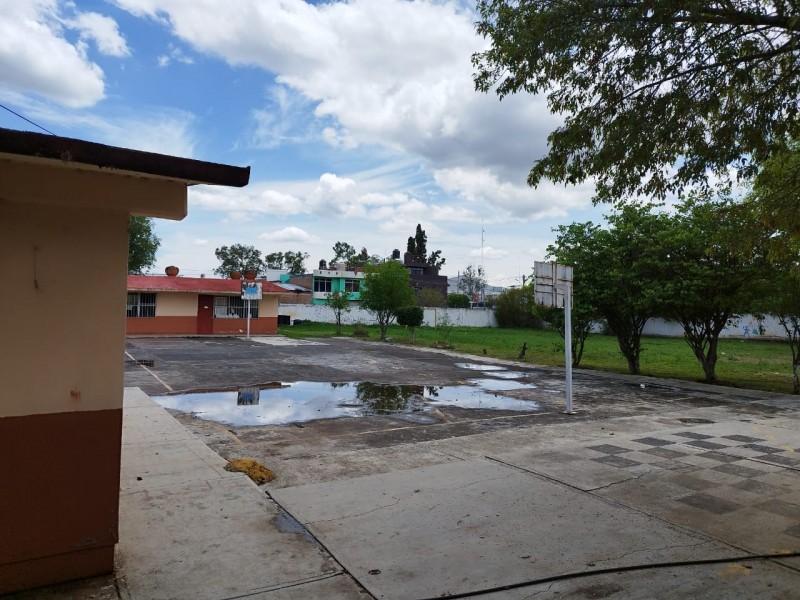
[156,292,197,317]
[0,149,196,593]
[0,201,129,418]
[259,295,279,315]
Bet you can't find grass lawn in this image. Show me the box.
[278,321,798,394]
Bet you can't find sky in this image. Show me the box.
[0,0,607,286]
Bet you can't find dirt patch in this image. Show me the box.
[225,458,276,484]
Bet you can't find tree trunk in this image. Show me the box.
[682,319,722,384]
[793,359,799,395]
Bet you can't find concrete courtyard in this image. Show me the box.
[11,335,800,599]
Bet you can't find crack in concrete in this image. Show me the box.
[591,539,714,569]
[586,467,656,492]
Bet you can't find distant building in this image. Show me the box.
[309,264,365,305]
[126,273,286,335]
[404,252,447,298]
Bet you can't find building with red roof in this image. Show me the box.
[127,271,287,336]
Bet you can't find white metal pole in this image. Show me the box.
[564,284,574,414]
[246,298,251,339]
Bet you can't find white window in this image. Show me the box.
[214,296,258,319]
[127,293,156,317]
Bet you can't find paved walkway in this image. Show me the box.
[11,385,800,599]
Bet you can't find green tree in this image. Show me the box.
[493,286,537,328]
[127,216,160,274]
[326,290,351,335]
[406,224,446,268]
[758,267,800,394]
[360,261,415,340]
[656,196,765,383]
[331,241,357,267]
[283,251,308,275]
[264,251,308,274]
[416,287,446,308]
[407,224,427,262]
[473,1,800,202]
[747,147,800,392]
[549,204,669,374]
[264,252,285,269]
[457,265,486,301]
[214,244,263,277]
[749,142,800,251]
[447,293,470,309]
[396,306,424,343]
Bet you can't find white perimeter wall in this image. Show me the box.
[279,303,788,340]
[279,303,497,328]
[643,315,788,339]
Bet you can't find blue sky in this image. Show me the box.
[0,0,605,286]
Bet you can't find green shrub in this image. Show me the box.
[352,323,370,338]
[447,293,470,308]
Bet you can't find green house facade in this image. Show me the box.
[311,267,365,305]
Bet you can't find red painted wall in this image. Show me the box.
[212,317,277,335]
[0,410,121,593]
[126,316,277,336]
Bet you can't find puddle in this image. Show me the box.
[455,363,507,371]
[273,508,318,545]
[467,378,533,391]
[425,384,540,411]
[483,370,534,380]
[154,380,540,427]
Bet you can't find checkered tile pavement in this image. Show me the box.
[580,431,800,545]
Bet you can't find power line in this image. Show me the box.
[0,103,56,136]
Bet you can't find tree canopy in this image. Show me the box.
[326,290,351,335]
[360,260,415,340]
[474,0,800,201]
[331,241,357,266]
[457,265,486,300]
[655,196,766,382]
[548,203,670,374]
[128,216,160,274]
[265,251,308,275]
[214,244,263,277]
[406,224,446,268]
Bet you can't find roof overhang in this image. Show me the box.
[0,128,250,220]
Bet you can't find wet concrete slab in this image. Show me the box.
[271,458,741,600]
[113,337,800,599]
[116,389,366,600]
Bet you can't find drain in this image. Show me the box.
[126,359,156,367]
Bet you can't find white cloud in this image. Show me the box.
[157,43,194,67]
[0,1,108,107]
[192,238,208,246]
[259,226,320,243]
[189,184,306,217]
[113,0,585,216]
[469,246,508,259]
[434,166,592,220]
[69,11,130,57]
